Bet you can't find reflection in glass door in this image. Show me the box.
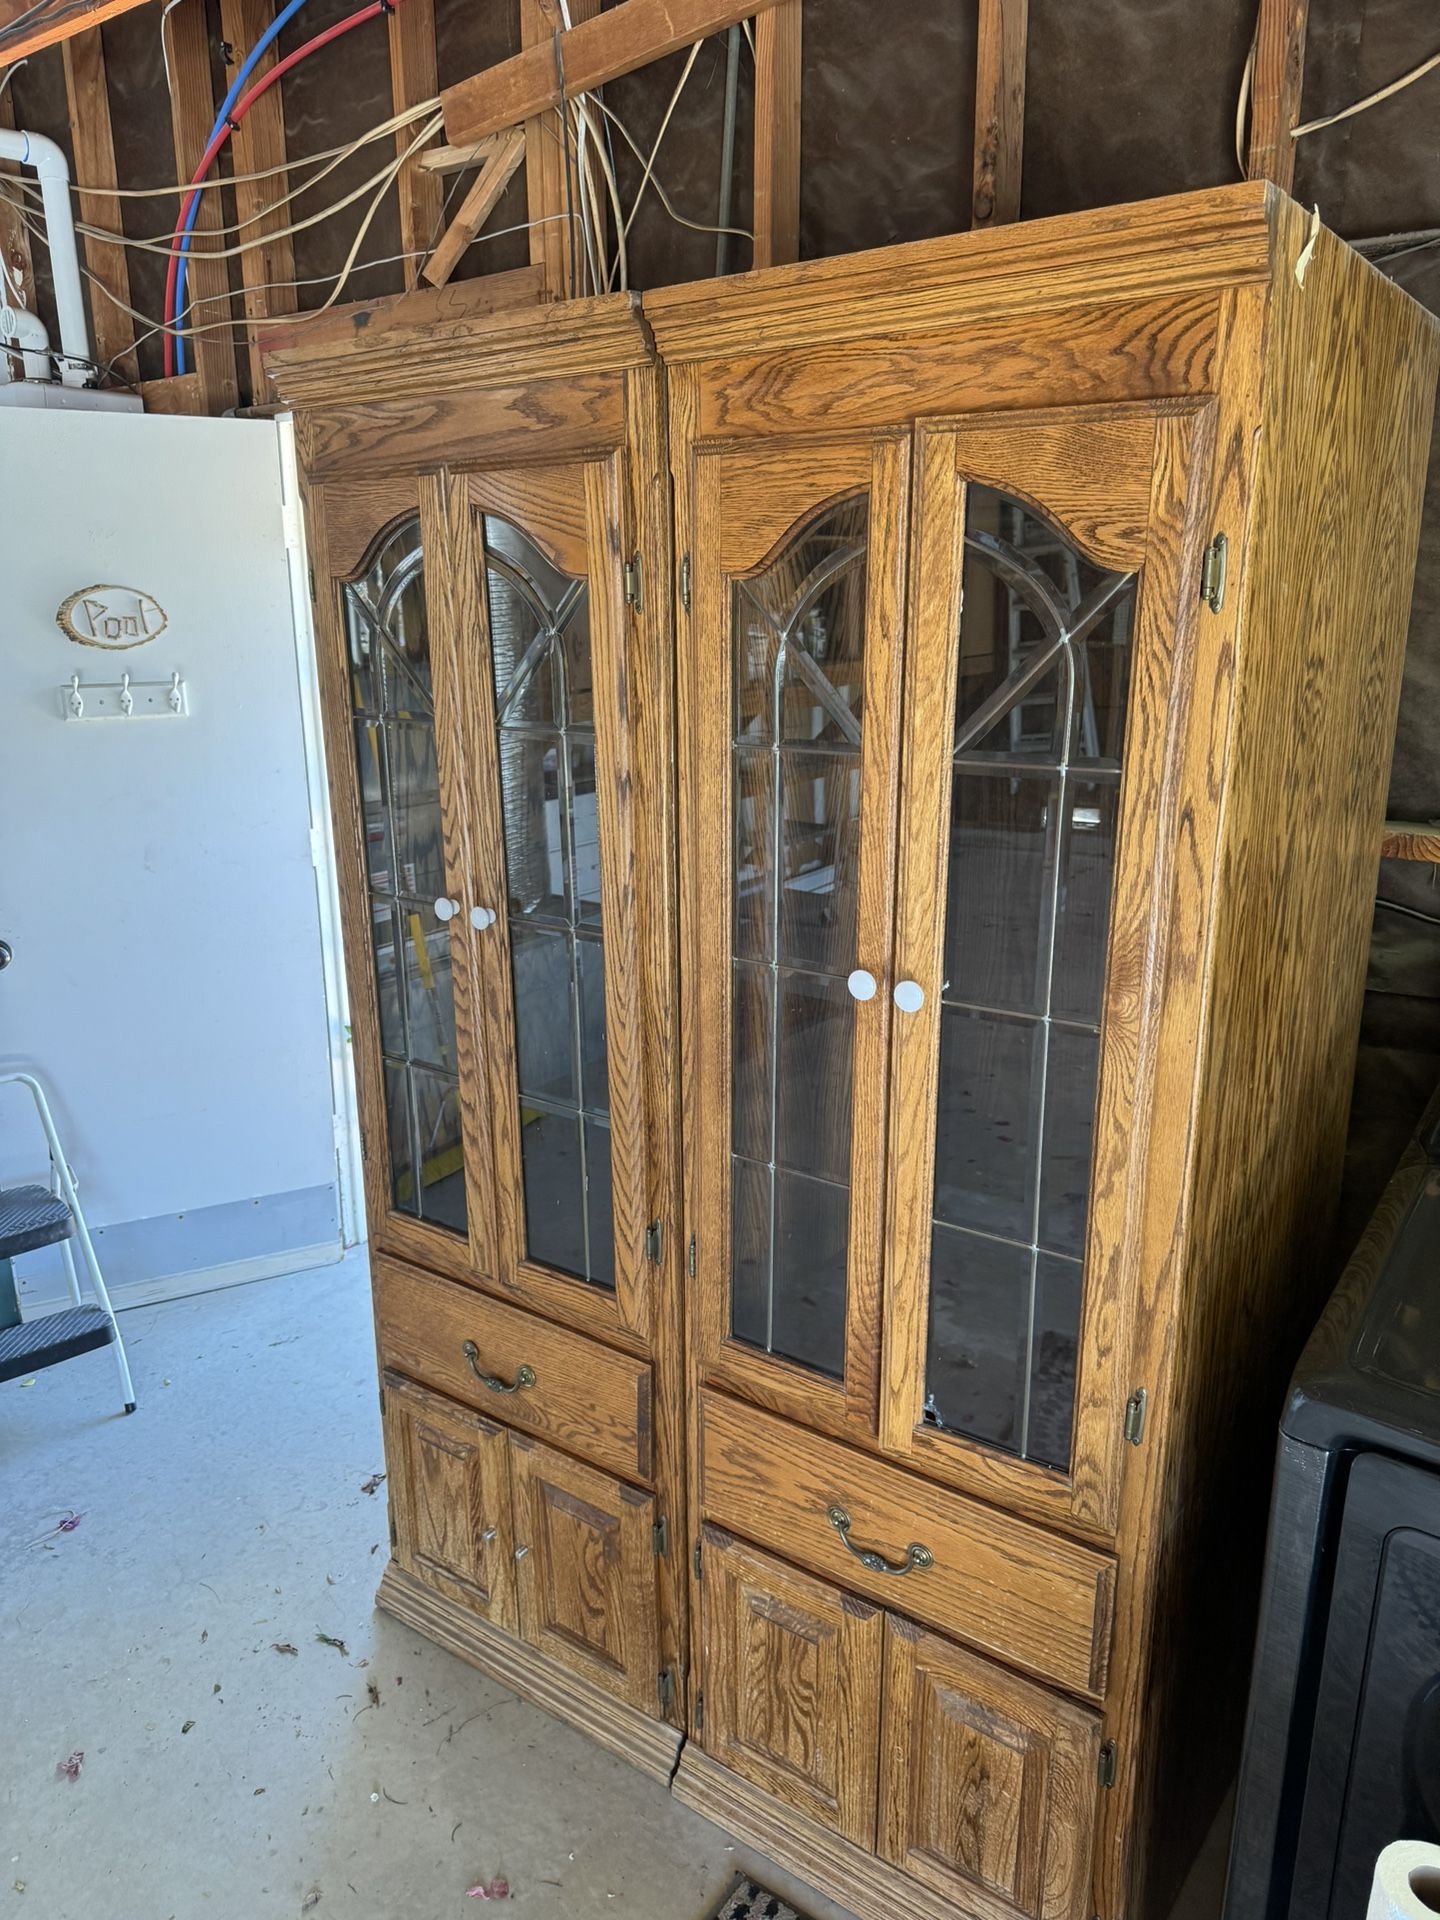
[344,517,468,1234]
[729,496,869,1380]
[924,489,1136,1470]
[482,516,614,1290]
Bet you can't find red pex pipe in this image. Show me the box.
[163,0,391,377]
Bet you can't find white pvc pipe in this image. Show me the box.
[0,299,50,380]
[0,128,90,387]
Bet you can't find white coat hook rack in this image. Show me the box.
[62,669,188,721]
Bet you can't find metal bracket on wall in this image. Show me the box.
[1124,1388,1148,1446]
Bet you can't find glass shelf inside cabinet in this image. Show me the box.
[922,487,1137,1473]
[482,515,614,1292]
[730,494,869,1382]
[344,517,468,1235]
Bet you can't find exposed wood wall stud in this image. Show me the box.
[751,0,801,268]
[218,0,296,401]
[164,0,239,411]
[61,28,138,385]
[387,0,442,290]
[971,0,1028,227]
[1246,0,1309,191]
[519,0,602,301]
[0,77,36,378]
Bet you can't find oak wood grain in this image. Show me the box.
[880,1615,1100,1920]
[510,1431,660,1714]
[381,1370,517,1629]
[463,463,589,575]
[374,1253,654,1484]
[701,1524,882,1848]
[297,380,625,482]
[700,1393,1115,1700]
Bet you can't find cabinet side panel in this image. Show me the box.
[1136,213,1440,1920]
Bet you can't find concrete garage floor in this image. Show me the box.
[0,1253,1231,1920]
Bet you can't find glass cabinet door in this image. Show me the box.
[881,406,1209,1532]
[687,438,909,1436]
[456,462,652,1343]
[319,487,495,1283]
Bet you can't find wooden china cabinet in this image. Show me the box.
[269,182,1440,1920]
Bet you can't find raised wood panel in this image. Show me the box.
[374,1255,654,1484]
[464,466,590,575]
[700,1395,1115,1700]
[644,183,1275,365]
[381,1371,516,1628]
[694,295,1222,442]
[880,1617,1100,1920]
[510,1433,659,1715]
[297,379,626,483]
[711,438,872,574]
[700,1525,881,1848]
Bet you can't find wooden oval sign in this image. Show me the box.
[57,584,167,650]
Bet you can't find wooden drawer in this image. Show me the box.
[375,1255,654,1485]
[699,1394,1115,1699]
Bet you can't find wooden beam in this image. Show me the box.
[218,0,296,402]
[1380,821,1440,864]
[164,0,238,412]
[971,0,1028,227]
[0,0,147,67]
[421,128,525,289]
[0,74,35,378]
[419,136,502,176]
[1246,0,1309,191]
[140,370,205,414]
[388,0,442,290]
[519,0,602,301]
[61,28,137,385]
[751,0,801,268]
[445,0,784,148]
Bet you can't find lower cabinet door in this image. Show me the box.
[509,1432,660,1715]
[880,1616,1101,1920]
[700,1525,883,1848]
[381,1371,517,1629]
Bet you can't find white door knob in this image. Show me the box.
[847,968,878,1002]
[433,897,459,922]
[470,905,497,931]
[893,979,925,1014]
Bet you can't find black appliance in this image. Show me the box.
[1226,1092,1440,1920]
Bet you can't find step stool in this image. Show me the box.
[0,1072,135,1413]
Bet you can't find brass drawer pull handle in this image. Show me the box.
[826,1504,934,1576]
[462,1341,536,1395]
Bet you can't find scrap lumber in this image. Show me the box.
[389,0,443,289]
[752,0,800,267]
[422,127,526,288]
[444,0,785,148]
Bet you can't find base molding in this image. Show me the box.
[376,1563,683,1786]
[673,1746,964,1920]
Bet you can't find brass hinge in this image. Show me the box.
[658,1667,674,1710]
[692,1537,703,1580]
[1200,532,1228,613]
[307,564,316,602]
[623,553,643,610]
[694,1689,704,1731]
[1098,1739,1118,1789]
[645,1219,664,1265]
[1124,1388,1148,1447]
[387,1510,397,1551]
[652,1516,669,1558]
[680,552,692,613]
[378,1382,386,1418]
[687,1234,696,1279]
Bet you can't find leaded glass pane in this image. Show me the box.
[923,487,1137,1471]
[729,494,868,1380]
[484,514,613,1291]
[343,518,467,1236]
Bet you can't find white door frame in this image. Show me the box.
[277,416,366,1248]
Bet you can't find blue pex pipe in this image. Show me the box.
[172,0,311,373]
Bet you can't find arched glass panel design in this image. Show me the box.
[924,487,1137,1469]
[730,494,869,1379]
[344,516,468,1234]
[483,515,613,1290]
